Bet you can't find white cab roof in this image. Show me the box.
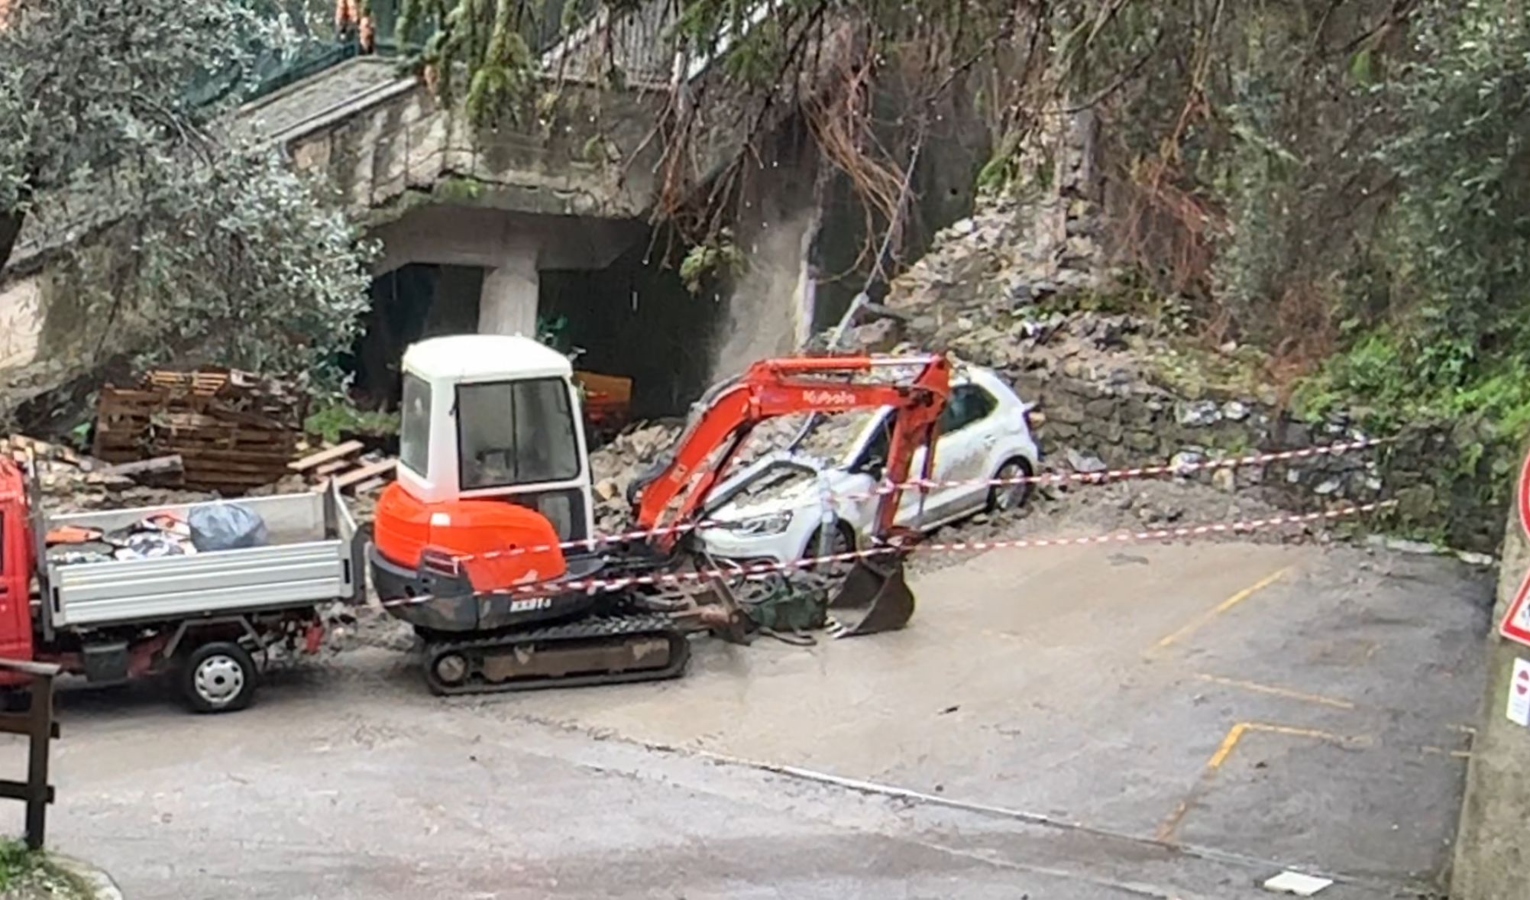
[402,334,573,382]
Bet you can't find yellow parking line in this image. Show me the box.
[1155,568,1291,650]
[1156,721,1366,844]
[1421,746,1472,760]
[1244,722,1367,746]
[1193,673,1356,710]
[1204,722,1250,770]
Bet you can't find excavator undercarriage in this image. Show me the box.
[385,542,919,696]
[421,612,692,695]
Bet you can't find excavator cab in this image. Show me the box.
[370,334,601,633]
[393,334,594,538]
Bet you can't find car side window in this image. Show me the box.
[938,385,997,436]
[852,418,893,473]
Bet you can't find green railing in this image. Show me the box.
[218,0,604,108]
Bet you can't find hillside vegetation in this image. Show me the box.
[401,0,1530,431]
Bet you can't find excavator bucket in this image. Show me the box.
[826,554,916,638]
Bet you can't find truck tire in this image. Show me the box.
[181,641,257,714]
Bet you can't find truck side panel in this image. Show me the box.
[0,461,35,665]
[49,541,354,628]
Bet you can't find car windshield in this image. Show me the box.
[728,461,817,504]
[801,410,881,463]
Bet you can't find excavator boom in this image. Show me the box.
[634,354,952,553]
[628,352,953,639]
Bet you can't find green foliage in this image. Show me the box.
[0,0,375,397]
[55,151,377,397]
[0,0,288,234]
[398,0,567,127]
[679,229,745,294]
[0,839,94,899]
[1283,0,1530,457]
[1336,0,1530,431]
[436,176,486,202]
[305,401,401,444]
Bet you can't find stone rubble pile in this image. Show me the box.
[2,435,218,513]
[841,186,1391,526]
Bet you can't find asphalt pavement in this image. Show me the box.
[20,537,1493,899]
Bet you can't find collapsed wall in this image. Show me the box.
[826,119,1500,551]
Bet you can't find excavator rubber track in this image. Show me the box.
[421,612,691,696]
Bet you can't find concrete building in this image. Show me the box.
[0,0,988,420]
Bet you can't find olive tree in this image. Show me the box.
[0,0,374,393]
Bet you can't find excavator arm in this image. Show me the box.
[633,354,953,552]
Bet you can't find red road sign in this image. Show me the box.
[1516,668,1530,696]
[1499,450,1530,647]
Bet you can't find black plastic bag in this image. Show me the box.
[188,503,270,552]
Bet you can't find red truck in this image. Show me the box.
[0,455,364,713]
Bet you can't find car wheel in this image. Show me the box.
[181,641,258,714]
[987,457,1035,514]
[803,521,857,576]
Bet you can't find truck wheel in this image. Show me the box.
[181,642,257,714]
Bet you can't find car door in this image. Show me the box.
[922,383,1001,525]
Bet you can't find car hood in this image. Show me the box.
[704,452,867,521]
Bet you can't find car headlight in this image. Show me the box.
[719,511,794,536]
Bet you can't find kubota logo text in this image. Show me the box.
[804,390,858,406]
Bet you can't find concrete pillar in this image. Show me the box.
[1451,492,1530,899]
[478,248,539,337]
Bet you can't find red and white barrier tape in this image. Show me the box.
[444,437,1384,566]
[837,437,1385,505]
[379,501,1393,609]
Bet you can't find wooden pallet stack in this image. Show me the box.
[288,440,397,495]
[93,369,307,493]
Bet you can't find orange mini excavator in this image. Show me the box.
[368,334,951,694]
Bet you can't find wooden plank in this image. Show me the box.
[172,448,297,463]
[288,440,365,473]
[149,416,289,433]
[353,477,388,494]
[180,463,284,478]
[0,717,58,739]
[181,462,289,477]
[0,659,61,679]
[332,459,396,491]
[147,423,293,439]
[93,451,141,465]
[148,434,295,448]
[99,454,183,480]
[0,781,54,804]
[182,475,278,489]
[313,458,352,477]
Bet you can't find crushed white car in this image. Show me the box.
[697,364,1041,567]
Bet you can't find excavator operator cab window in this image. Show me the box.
[399,373,432,478]
[456,377,582,490]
